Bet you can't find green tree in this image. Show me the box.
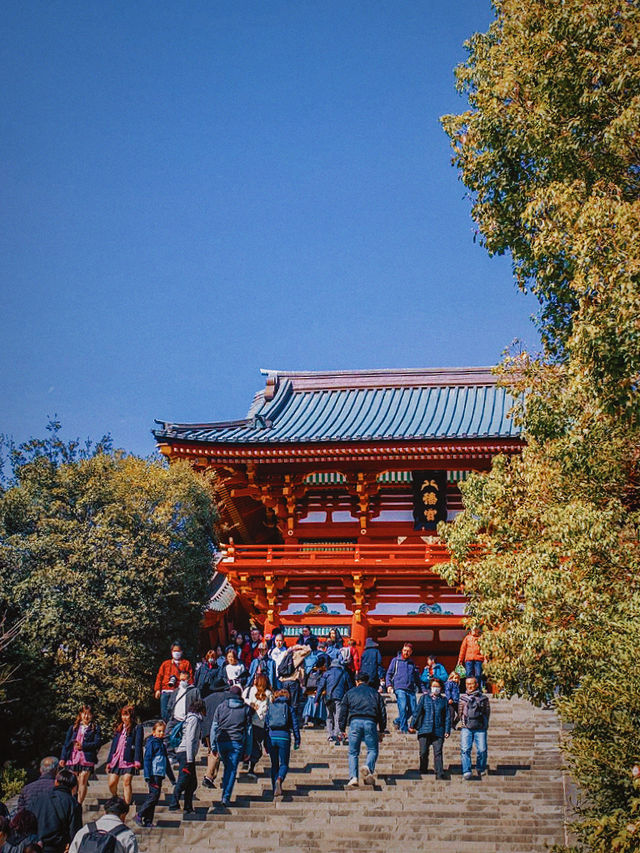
[0,424,217,765]
[440,2,640,850]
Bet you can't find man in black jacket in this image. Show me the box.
[338,672,387,788]
[201,677,235,790]
[18,756,59,812]
[31,768,82,853]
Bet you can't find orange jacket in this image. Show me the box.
[154,658,193,693]
[457,634,484,664]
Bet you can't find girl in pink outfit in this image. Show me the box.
[106,704,144,805]
[60,705,102,804]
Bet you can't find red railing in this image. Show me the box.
[220,542,453,566]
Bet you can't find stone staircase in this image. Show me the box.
[82,697,568,853]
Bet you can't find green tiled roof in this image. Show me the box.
[153,367,520,445]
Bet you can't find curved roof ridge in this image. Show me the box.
[259,366,497,392]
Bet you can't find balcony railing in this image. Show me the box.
[219,542,454,567]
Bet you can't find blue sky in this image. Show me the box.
[2,1,539,458]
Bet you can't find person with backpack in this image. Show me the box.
[2,809,40,853]
[302,654,327,728]
[31,769,81,853]
[165,671,201,758]
[59,705,102,805]
[168,699,206,815]
[409,678,451,779]
[68,796,137,853]
[314,657,352,745]
[277,644,311,712]
[243,673,272,778]
[359,638,384,690]
[338,672,387,788]
[385,643,424,733]
[265,688,301,799]
[194,649,220,698]
[201,677,235,790]
[246,642,277,689]
[459,675,491,780]
[153,642,193,722]
[134,720,175,828]
[105,706,143,806]
[209,686,252,807]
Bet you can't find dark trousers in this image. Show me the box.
[448,702,459,730]
[170,753,197,810]
[250,725,266,770]
[284,680,302,710]
[418,733,444,777]
[138,775,163,823]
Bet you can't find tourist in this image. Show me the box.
[168,698,206,815]
[201,677,234,790]
[248,627,263,660]
[246,641,277,689]
[278,644,311,711]
[59,705,102,805]
[457,628,485,689]
[385,642,423,733]
[296,625,318,651]
[348,638,361,673]
[459,675,491,780]
[31,768,81,853]
[338,672,387,788]
[315,657,352,745]
[2,809,40,853]
[269,633,288,685]
[166,670,201,753]
[135,720,175,828]
[409,678,450,779]
[209,686,252,807]
[194,649,220,698]
[222,648,247,686]
[302,653,327,728]
[234,632,252,668]
[243,672,272,777]
[445,671,461,730]
[265,688,300,799]
[215,645,226,668]
[420,654,448,686]
[68,796,137,853]
[267,626,285,651]
[105,705,143,806]
[325,627,343,661]
[17,757,59,812]
[359,637,384,690]
[153,642,193,722]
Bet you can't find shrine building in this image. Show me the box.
[153,367,522,669]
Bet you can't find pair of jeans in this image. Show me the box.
[160,691,172,722]
[394,689,417,732]
[465,660,483,684]
[418,733,444,776]
[268,737,291,788]
[460,727,488,775]
[347,718,379,779]
[138,775,163,823]
[218,740,244,802]
[170,754,196,810]
[325,699,342,740]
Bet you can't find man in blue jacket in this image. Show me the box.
[385,642,424,733]
[409,678,451,779]
[315,658,352,745]
[209,686,253,807]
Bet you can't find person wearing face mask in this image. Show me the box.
[409,678,450,779]
[195,649,220,698]
[154,642,194,722]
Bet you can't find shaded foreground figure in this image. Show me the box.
[209,686,252,807]
[2,809,40,853]
[18,757,59,812]
[338,672,386,788]
[69,796,137,853]
[169,699,205,814]
[31,768,81,853]
[459,676,491,779]
[265,688,301,798]
[409,678,450,778]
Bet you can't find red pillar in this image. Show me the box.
[350,608,368,650]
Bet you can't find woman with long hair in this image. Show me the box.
[223,648,246,686]
[105,704,143,805]
[59,704,102,805]
[243,672,272,777]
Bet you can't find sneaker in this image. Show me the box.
[463,772,473,781]
[183,808,195,815]
[274,778,283,798]
[202,776,216,790]
[220,798,230,807]
[168,803,180,812]
[346,777,359,788]
[363,768,375,787]
[245,771,258,781]
[133,815,146,828]
[392,720,400,730]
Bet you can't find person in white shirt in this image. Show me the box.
[269,633,288,685]
[243,673,272,778]
[69,796,137,853]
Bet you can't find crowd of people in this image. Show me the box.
[0,627,489,853]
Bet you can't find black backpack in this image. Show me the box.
[464,693,487,731]
[266,701,289,730]
[77,822,129,853]
[305,668,321,692]
[277,650,295,678]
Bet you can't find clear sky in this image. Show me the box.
[2,1,540,458]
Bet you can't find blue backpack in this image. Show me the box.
[267,701,289,730]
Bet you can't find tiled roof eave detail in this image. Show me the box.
[158,436,524,465]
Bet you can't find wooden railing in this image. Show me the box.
[219,542,453,566]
